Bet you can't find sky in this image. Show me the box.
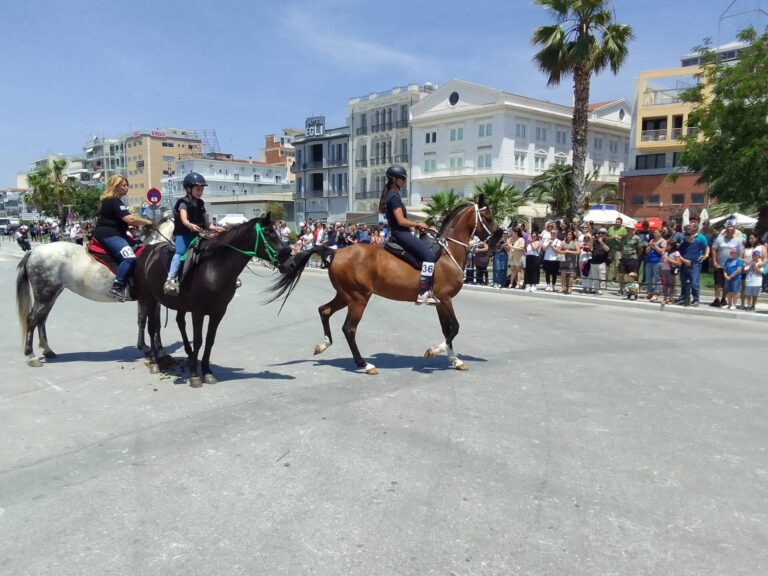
[1,0,765,189]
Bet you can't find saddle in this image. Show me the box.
[383,233,443,270]
[86,238,146,300]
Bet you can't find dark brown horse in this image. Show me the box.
[134,214,290,387]
[269,197,501,374]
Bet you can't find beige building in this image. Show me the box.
[124,128,202,206]
[262,129,302,183]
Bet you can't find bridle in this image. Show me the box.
[433,203,497,275]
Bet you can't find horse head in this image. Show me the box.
[474,194,503,248]
[217,213,291,272]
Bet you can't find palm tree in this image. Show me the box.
[474,176,532,224]
[423,189,470,227]
[532,0,634,221]
[26,158,73,225]
[526,163,620,218]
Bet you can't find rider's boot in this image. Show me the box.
[415,262,439,306]
[163,275,179,296]
[107,280,127,301]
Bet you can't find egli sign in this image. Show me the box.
[305,116,325,138]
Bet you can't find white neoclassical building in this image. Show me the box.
[409,79,631,207]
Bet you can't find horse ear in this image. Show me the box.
[263,212,272,224]
[476,194,486,207]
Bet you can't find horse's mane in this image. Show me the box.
[438,202,474,235]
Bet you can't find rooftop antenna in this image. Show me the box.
[718,0,768,46]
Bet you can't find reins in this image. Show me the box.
[176,221,280,266]
[432,204,495,275]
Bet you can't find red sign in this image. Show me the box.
[146,188,162,205]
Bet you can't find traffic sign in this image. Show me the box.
[146,188,162,205]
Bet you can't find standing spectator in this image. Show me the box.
[710,219,743,307]
[326,223,339,249]
[278,220,291,248]
[356,223,370,244]
[588,228,610,294]
[678,224,709,307]
[505,228,526,289]
[492,231,510,288]
[541,229,561,292]
[523,231,541,291]
[557,230,580,294]
[617,226,644,295]
[301,225,315,250]
[744,248,764,311]
[739,233,760,308]
[370,227,383,246]
[644,229,666,302]
[473,239,490,286]
[637,221,651,244]
[606,217,626,282]
[579,233,593,293]
[70,222,84,245]
[661,240,682,305]
[722,247,744,310]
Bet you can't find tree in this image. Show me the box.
[423,189,470,227]
[26,159,73,226]
[69,184,102,221]
[526,163,619,217]
[532,0,634,221]
[265,202,285,221]
[675,27,768,236]
[474,176,532,224]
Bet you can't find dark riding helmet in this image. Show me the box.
[385,164,407,179]
[183,171,208,190]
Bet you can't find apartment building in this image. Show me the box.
[347,83,435,213]
[409,79,630,207]
[83,136,126,183]
[291,117,350,223]
[619,41,749,220]
[124,128,202,206]
[262,129,303,183]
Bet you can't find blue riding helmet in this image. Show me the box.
[183,172,208,190]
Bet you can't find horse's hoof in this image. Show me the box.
[424,348,438,359]
[158,355,174,370]
[42,350,57,359]
[149,363,160,374]
[363,363,379,376]
[188,377,202,388]
[28,358,43,368]
[314,344,325,355]
[203,374,217,385]
[454,362,469,371]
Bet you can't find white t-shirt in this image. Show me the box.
[712,235,743,268]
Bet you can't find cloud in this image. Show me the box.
[282,9,440,79]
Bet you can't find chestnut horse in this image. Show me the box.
[269,197,501,374]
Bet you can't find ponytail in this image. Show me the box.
[378,177,395,214]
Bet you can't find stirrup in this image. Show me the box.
[163,277,179,296]
[107,283,126,301]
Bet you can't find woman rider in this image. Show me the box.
[378,164,437,305]
[163,172,223,295]
[92,175,153,300]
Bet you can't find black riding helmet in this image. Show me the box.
[183,171,208,191]
[385,164,407,179]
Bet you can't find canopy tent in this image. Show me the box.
[634,216,663,231]
[709,212,758,228]
[215,214,248,226]
[583,207,637,228]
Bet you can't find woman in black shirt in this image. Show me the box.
[93,175,152,299]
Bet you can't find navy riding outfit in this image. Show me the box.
[384,190,435,265]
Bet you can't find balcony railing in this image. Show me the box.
[355,159,368,167]
[395,120,408,129]
[394,154,409,162]
[642,88,685,106]
[305,160,325,170]
[356,127,368,135]
[640,129,668,142]
[355,190,380,200]
[327,158,348,167]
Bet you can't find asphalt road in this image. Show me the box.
[1,245,766,576]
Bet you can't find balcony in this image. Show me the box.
[327,158,348,167]
[356,126,368,135]
[305,160,325,170]
[355,190,380,200]
[355,159,368,167]
[394,154,409,162]
[642,88,685,106]
[395,120,408,129]
[640,129,668,142]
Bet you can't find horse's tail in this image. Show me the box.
[267,245,335,310]
[16,252,32,347]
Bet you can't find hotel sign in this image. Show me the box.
[305,116,325,138]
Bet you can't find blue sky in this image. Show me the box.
[1,0,763,189]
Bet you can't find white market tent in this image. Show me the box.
[583,205,637,228]
[215,214,248,226]
[709,212,758,228]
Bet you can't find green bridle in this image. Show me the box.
[180,222,280,264]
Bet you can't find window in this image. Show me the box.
[515,123,526,138]
[556,130,568,145]
[535,127,547,142]
[449,157,463,169]
[425,131,437,144]
[594,137,603,150]
[162,155,175,162]
[450,127,464,141]
[691,193,705,204]
[632,196,644,206]
[635,153,666,170]
[424,159,437,172]
[162,142,174,148]
[672,152,683,167]
[609,141,618,153]
[514,153,527,170]
[671,193,685,204]
[479,123,492,137]
[477,154,491,168]
[648,195,660,205]
[534,155,547,171]
[554,156,567,166]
